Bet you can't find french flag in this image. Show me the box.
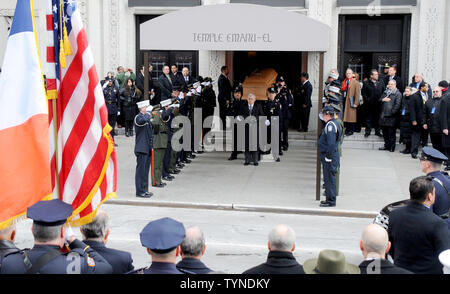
[0,0,52,229]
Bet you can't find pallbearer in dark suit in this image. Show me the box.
[134,100,153,198]
[276,76,294,151]
[298,72,313,132]
[181,67,193,92]
[388,176,450,274]
[218,66,232,129]
[240,93,264,166]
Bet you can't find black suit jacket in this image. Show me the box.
[176,258,212,274]
[388,202,450,274]
[242,251,305,274]
[158,74,173,101]
[408,91,425,124]
[218,74,232,103]
[362,79,385,105]
[136,72,154,94]
[83,240,134,274]
[239,101,265,119]
[169,72,186,88]
[359,259,413,274]
[298,80,313,108]
[384,75,404,93]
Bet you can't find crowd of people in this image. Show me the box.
[324,65,450,168]
[0,179,449,274]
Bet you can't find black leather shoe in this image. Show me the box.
[182,159,192,164]
[320,202,336,207]
[375,132,383,137]
[129,130,134,136]
[275,158,280,162]
[244,162,250,166]
[176,163,185,168]
[228,155,237,161]
[379,147,388,151]
[320,200,328,204]
[136,193,151,198]
[170,170,180,175]
[390,147,395,152]
[254,162,259,166]
[400,149,410,154]
[188,154,196,159]
[162,176,172,181]
[411,154,418,159]
[279,150,283,156]
[152,183,166,188]
[145,192,153,197]
[125,132,130,137]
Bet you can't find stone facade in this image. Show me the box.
[0,0,448,131]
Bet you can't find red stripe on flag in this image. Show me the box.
[47,78,57,91]
[46,14,53,31]
[47,47,55,63]
[57,29,89,130]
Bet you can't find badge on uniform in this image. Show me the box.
[401,108,406,116]
[86,256,96,267]
[431,107,436,114]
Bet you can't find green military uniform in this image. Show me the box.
[116,71,137,89]
[151,111,168,186]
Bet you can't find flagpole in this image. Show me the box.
[52,99,60,199]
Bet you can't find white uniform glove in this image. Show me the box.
[265,120,270,126]
[325,157,332,163]
[117,111,120,115]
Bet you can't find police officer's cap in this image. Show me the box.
[321,106,335,115]
[420,147,448,163]
[328,86,341,95]
[233,84,243,93]
[384,63,390,68]
[330,80,341,88]
[327,92,340,104]
[140,217,185,253]
[267,87,277,94]
[328,72,339,80]
[330,103,342,113]
[27,199,73,227]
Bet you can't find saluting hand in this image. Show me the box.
[444,129,449,136]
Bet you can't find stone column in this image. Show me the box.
[416,0,447,88]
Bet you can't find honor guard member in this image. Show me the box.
[265,86,282,161]
[276,76,294,151]
[319,106,341,207]
[0,200,113,274]
[162,88,181,182]
[134,100,154,198]
[420,147,450,229]
[151,100,171,188]
[103,77,119,143]
[130,217,193,274]
[228,84,244,160]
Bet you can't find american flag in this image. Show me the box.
[46,0,117,226]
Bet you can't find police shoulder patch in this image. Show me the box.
[86,256,96,267]
[328,125,333,132]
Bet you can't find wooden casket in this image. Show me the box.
[242,68,278,101]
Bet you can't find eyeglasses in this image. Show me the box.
[433,91,439,93]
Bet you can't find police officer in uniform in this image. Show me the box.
[319,106,341,207]
[128,217,192,274]
[419,147,450,229]
[228,84,244,161]
[265,86,282,161]
[0,200,112,274]
[134,100,154,198]
[103,78,119,143]
[275,76,294,151]
[330,103,344,197]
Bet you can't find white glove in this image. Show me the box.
[117,111,120,115]
[265,120,270,126]
[236,116,242,122]
[325,157,332,163]
[186,92,192,97]
[179,92,184,99]
[150,93,155,100]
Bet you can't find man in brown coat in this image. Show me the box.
[342,69,361,136]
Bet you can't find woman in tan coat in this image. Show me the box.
[342,69,361,136]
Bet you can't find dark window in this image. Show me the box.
[336,0,417,6]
